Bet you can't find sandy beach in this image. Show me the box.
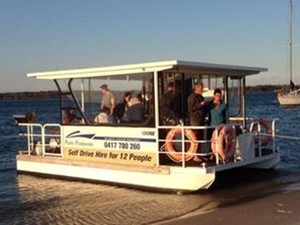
[159,188,300,225]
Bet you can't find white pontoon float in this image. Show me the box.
[16,60,280,191]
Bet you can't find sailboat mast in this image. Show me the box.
[289,0,293,83]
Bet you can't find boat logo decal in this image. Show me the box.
[66,130,96,139]
[65,131,156,143]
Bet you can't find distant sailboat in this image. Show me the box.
[277,0,300,106]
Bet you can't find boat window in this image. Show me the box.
[67,73,155,127]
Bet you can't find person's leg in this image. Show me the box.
[189,117,202,162]
[189,117,200,126]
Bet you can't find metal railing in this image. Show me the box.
[158,125,218,168]
[18,119,278,168]
[158,119,278,168]
[19,123,62,157]
[43,124,62,157]
[249,118,278,156]
[19,123,43,155]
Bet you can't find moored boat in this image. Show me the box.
[277,0,300,106]
[277,88,300,106]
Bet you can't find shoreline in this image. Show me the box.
[0,85,287,100]
[156,184,300,225]
[0,91,59,100]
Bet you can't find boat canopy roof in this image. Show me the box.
[27,60,267,80]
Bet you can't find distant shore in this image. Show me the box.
[0,91,59,100]
[0,85,288,100]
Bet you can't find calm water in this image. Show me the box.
[1,92,300,225]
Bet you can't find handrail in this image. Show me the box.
[159,125,219,167]
[249,118,278,156]
[43,124,62,157]
[272,119,278,153]
[17,119,278,169]
[159,119,278,168]
[19,123,43,156]
[18,123,62,157]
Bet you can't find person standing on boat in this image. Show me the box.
[187,82,209,162]
[207,88,227,126]
[160,82,181,124]
[187,82,207,126]
[100,84,116,120]
[290,80,295,91]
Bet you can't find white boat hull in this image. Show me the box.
[246,154,280,169]
[212,153,280,172]
[16,155,215,191]
[277,92,300,106]
[16,153,280,191]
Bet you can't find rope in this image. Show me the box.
[257,132,300,141]
[274,134,300,141]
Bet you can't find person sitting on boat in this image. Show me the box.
[94,107,110,124]
[113,102,126,123]
[290,80,295,91]
[63,107,81,124]
[122,92,145,123]
[207,88,227,126]
[100,84,116,121]
[187,82,207,126]
[160,82,181,125]
[25,112,36,123]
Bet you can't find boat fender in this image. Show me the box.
[211,124,236,162]
[165,128,198,162]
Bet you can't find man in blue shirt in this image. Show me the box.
[207,89,227,126]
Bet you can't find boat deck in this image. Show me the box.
[17,154,170,175]
[17,147,278,173]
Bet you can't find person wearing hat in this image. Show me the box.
[100,84,116,118]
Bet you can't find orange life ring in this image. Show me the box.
[165,128,198,162]
[211,124,236,161]
[250,119,272,146]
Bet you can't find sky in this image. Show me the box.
[0,0,299,92]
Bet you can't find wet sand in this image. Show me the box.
[159,187,300,225]
[0,174,217,225]
[1,174,300,225]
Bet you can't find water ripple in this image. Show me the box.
[1,93,300,224]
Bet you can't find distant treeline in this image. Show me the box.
[246,84,285,92]
[0,91,59,100]
[0,84,292,100]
